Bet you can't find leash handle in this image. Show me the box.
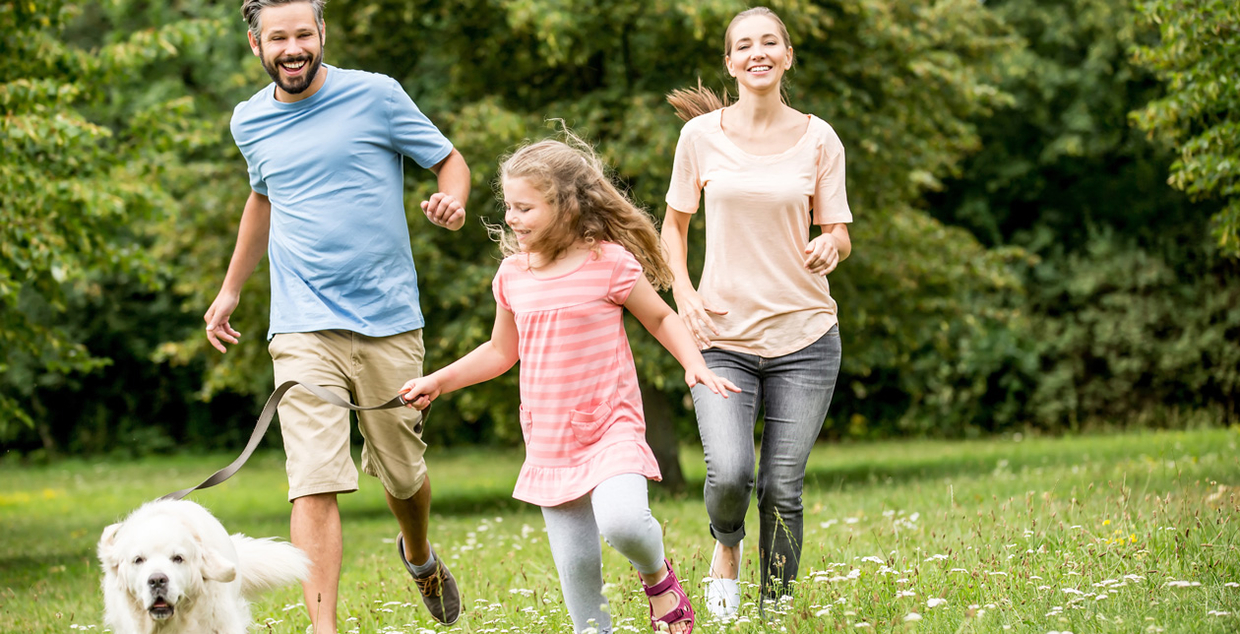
[159,380,420,501]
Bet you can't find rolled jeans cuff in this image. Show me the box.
[710,523,746,548]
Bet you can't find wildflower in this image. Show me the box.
[927,598,947,609]
[904,613,923,622]
[1164,580,1201,588]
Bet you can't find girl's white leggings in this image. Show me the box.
[540,473,666,633]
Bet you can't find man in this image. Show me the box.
[204,0,468,630]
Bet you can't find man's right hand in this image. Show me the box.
[204,292,242,353]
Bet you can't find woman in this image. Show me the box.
[661,6,853,617]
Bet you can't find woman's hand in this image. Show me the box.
[673,287,727,349]
[398,376,442,410]
[803,233,842,276]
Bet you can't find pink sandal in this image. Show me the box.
[642,558,695,633]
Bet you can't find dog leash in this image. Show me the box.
[159,380,424,501]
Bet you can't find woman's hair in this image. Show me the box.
[666,6,794,122]
[494,130,673,290]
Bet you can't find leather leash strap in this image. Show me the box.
[159,380,421,501]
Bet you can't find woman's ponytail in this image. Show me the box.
[666,78,730,122]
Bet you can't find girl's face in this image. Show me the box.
[502,176,553,250]
[725,15,792,94]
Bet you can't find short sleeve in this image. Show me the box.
[813,121,852,225]
[387,79,454,169]
[664,124,703,214]
[230,107,268,196]
[492,265,511,313]
[606,247,643,305]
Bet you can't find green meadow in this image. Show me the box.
[3,427,1238,633]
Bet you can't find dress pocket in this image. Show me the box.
[568,401,613,445]
[518,405,533,445]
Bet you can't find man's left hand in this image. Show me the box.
[421,192,466,230]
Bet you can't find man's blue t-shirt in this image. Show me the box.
[230,65,453,339]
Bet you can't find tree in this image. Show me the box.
[0,0,230,441]
[1131,0,1240,255]
[927,0,1207,253]
[195,0,1026,450]
[8,0,1031,463]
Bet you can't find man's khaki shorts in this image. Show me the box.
[269,329,427,501]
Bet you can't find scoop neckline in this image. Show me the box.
[716,108,814,159]
[519,247,597,281]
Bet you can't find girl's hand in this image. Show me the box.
[673,288,727,349]
[398,376,441,410]
[804,233,841,276]
[684,365,741,397]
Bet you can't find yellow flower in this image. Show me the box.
[1103,519,1111,526]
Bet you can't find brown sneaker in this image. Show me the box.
[397,533,461,625]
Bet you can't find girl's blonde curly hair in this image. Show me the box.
[493,129,673,290]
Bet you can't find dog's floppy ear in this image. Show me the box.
[97,522,123,571]
[200,545,238,583]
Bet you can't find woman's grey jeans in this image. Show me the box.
[690,326,841,598]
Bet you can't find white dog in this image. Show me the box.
[98,499,309,634]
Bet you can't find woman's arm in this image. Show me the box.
[625,276,739,396]
[660,206,727,348]
[804,223,852,276]
[399,305,520,409]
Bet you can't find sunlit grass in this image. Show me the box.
[2,428,1238,633]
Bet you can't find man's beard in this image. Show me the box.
[260,41,324,96]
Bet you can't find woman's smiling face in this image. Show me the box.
[725,14,793,94]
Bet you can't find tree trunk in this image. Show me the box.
[640,379,685,494]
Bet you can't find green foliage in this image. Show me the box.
[0,1,230,438]
[10,0,1231,452]
[908,0,1238,435]
[1131,0,1240,255]
[928,0,1206,252]
[1029,235,1240,427]
[304,0,1026,441]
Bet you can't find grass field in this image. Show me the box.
[2,427,1238,633]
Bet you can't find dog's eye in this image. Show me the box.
[172,555,184,564]
[133,556,145,565]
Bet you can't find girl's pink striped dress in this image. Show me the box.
[493,241,662,506]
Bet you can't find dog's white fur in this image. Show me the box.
[98,499,308,634]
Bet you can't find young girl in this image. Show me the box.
[399,136,739,634]
[662,6,853,616]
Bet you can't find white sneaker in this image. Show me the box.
[703,540,742,618]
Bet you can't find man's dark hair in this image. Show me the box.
[242,0,326,41]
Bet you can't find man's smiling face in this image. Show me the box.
[249,2,325,101]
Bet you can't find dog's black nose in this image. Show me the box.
[148,573,168,590]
